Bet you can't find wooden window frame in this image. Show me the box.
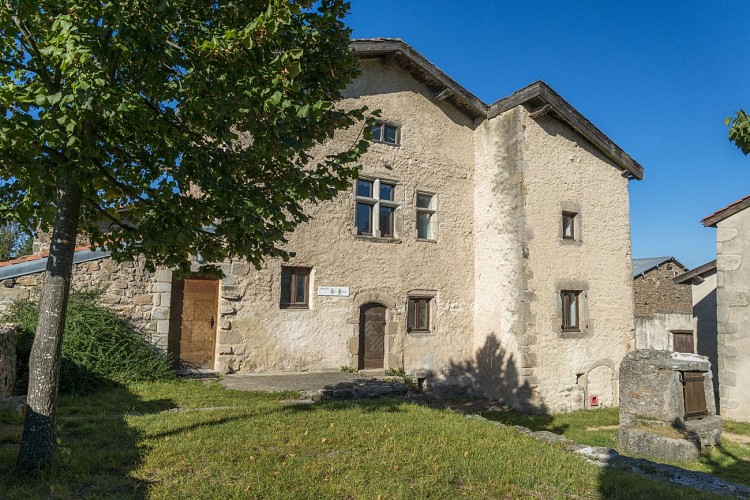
[562,211,577,240]
[407,296,431,333]
[415,191,437,241]
[355,177,400,238]
[672,330,695,354]
[561,290,580,332]
[371,121,400,145]
[280,266,310,309]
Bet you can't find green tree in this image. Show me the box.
[726,110,750,155]
[0,222,33,260]
[0,0,370,471]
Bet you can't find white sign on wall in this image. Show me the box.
[318,286,350,297]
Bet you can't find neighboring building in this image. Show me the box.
[0,39,645,413]
[674,260,718,401]
[702,195,750,422]
[632,257,693,352]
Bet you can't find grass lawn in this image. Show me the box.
[0,380,719,499]
[482,406,750,488]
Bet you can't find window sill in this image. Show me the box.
[371,139,400,147]
[354,235,402,244]
[559,238,583,246]
[560,330,592,339]
[280,305,310,310]
[416,238,437,244]
[408,330,434,337]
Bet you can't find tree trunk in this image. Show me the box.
[16,176,82,472]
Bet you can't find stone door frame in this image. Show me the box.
[347,291,398,371]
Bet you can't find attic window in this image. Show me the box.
[371,122,400,145]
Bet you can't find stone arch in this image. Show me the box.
[346,290,399,371]
[581,358,617,408]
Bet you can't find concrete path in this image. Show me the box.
[220,370,386,393]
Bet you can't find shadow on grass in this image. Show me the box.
[0,382,175,499]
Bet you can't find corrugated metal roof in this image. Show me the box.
[632,257,675,278]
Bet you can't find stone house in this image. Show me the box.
[700,195,750,421]
[632,256,694,352]
[0,39,644,413]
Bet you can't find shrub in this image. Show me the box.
[6,290,174,395]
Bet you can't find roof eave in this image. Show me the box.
[673,260,717,285]
[350,39,486,120]
[702,195,750,227]
[488,81,644,180]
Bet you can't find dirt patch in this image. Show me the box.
[586,425,619,431]
[723,431,750,445]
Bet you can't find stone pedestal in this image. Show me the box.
[617,349,721,462]
[0,324,19,396]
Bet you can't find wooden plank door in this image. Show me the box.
[359,304,385,370]
[168,276,219,369]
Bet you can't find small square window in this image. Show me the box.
[407,297,431,332]
[561,290,580,331]
[280,267,310,309]
[562,212,576,240]
[371,122,400,145]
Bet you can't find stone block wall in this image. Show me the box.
[634,262,692,317]
[715,210,750,421]
[0,256,161,344]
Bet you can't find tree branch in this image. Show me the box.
[84,196,137,232]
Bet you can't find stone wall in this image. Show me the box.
[692,270,718,398]
[715,209,750,421]
[635,313,694,351]
[634,263,692,317]
[0,256,162,346]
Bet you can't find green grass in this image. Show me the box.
[0,381,716,499]
[482,406,750,489]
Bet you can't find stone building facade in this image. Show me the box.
[632,257,694,352]
[702,195,750,422]
[0,39,644,413]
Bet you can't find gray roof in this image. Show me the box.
[632,257,684,278]
[0,248,110,281]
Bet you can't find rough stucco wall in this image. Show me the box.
[693,271,718,398]
[716,210,750,421]
[633,263,692,316]
[471,108,532,409]
[519,110,635,413]
[216,60,477,375]
[634,313,693,350]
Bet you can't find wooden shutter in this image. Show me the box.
[682,372,708,419]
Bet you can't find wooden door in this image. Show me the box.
[168,276,219,368]
[682,372,708,419]
[359,304,386,370]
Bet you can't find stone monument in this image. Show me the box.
[617,349,721,461]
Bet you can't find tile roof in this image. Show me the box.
[702,194,750,227]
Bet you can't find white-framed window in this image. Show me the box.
[371,122,400,145]
[355,178,400,238]
[415,191,438,241]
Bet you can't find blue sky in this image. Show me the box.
[347,1,750,269]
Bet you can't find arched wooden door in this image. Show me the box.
[359,303,386,369]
